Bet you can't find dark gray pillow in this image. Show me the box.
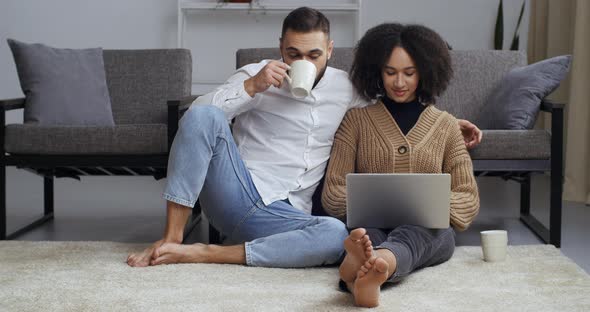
[483,55,572,129]
[7,39,115,126]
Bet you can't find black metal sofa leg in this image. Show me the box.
[1,172,54,240]
[550,165,562,248]
[1,164,6,240]
[44,176,54,218]
[519,173,551,246]
[519,172,562,247]
[520,173,531,216]
[549,106,564,248]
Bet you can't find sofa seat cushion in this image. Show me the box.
[4,124,167,155]
[469,130,550,160]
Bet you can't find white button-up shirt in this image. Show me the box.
[193,60,368,214]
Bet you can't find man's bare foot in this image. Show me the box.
[339,228,374,283]
[150,242,211,266]
[127,239,165,267]
[353,257,389,308]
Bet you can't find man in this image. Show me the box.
[127,7,482,268]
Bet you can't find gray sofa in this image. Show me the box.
[0,49,193,240]
[235,48,563,247]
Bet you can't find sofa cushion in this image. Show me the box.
[468,130,551,160]
[103,49,192,124]
[7,39,115,126]
[437,50,527,127]
[481,55,572,129]
[4,124,167,155]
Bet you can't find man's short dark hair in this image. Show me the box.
[281,7,330,38]
[350,23,453,104]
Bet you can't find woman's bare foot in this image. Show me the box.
[339,228,374,283]
[127,239,165,267]
[150,243,211,266]
[353,257,389,308]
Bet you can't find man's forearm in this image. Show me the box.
[193,80,254,120]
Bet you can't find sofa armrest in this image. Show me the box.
[543,97,564,190]
[0,98,25,111]
[167,95,199,151]
[541,99,564,243]
[0,98,26,155]
[540,99,565,113]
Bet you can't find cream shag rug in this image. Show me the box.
[1,241,589,312]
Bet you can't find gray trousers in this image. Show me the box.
[366,225,455,283]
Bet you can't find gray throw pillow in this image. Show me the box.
[7,39,115,126]
[483,55,572,129]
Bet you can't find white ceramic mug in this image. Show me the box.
[480,230,508,262]
[285,60,317,98]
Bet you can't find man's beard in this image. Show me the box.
[312,58,329,88]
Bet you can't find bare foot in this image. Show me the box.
[339,228,374,283]
[150,242,211,266]
[353,257,389,308]
[127,239,164,267]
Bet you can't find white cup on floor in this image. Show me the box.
[285,60,316,98]
[480,230,508,262]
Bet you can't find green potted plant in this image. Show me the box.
[494,0,526,50]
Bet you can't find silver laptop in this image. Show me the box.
[346,173,451,229]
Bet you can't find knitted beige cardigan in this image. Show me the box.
[321,102,480,231]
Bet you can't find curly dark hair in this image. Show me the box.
[349,23,452,104]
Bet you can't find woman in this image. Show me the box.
[321,23,480,308]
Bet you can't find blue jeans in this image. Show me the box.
[163,105,348,268]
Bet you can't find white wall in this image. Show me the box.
[366,0,529,49]
[1,0,530,107]
[182,0,530,93]
[0,0,530,229]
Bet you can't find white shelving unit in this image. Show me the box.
[177,0,363,48]
[177,0,362,92]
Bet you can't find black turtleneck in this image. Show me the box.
[381,96,426,135]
